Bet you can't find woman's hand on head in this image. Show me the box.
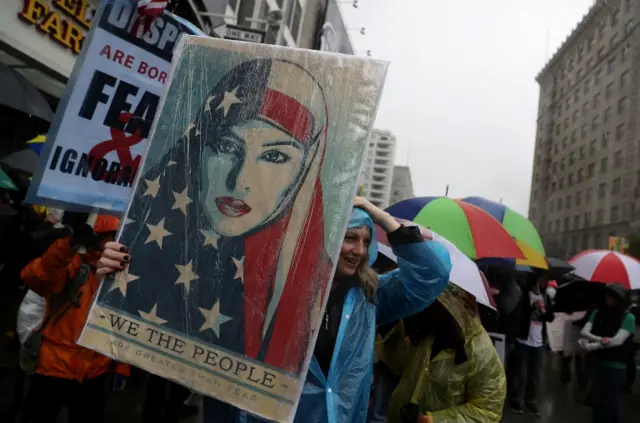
[353,196,400,233]
[97,241,130,277]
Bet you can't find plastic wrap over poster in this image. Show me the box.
[26,0,203,213]
[78,36,389,421]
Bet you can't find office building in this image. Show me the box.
[359,129,396,209]
[389,165,414,206]
[528,0,638,257]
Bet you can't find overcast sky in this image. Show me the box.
[340,0,594,215]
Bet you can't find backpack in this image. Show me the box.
[18,261,91,374]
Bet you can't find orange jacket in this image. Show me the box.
[21,215,130,382]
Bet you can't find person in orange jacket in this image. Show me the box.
[20,214,130,423]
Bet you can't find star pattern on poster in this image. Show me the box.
[171,188,192,216]
[198,300,233,337]
[138,303,167,325]
[145,218,173,249]
[232,256,244,283]
[175,260,199,291]
[183,122,196,138]
[200,229,219,249]
[108,270,140,297]
[204,94,215,112]
[216,86,242,116]
[143,176,161,198]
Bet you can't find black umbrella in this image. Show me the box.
[0,63,54,122]
[552,279,603,313]
[0,149,39,174]
[546,257,574,279]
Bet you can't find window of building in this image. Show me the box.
[611,205,620,222]
[614,151,623,167]
[606,82,614,99]
[613,176,622,194]
[566,194,572,208]
[576,190,583,206]
[573,110,579,123]
[568,173,574,187]
[549,202,554,213]
[595,67,602,85]
[622,42,631,61]
[564,217,570,231]
[578,168,584,182]
[602,132,610,148]
[571,132,577,144]
[552,162,558,173]
[604,107,612,123]
[595,233,602,247]
[618,97,628,114]
[584,77,591,94]
[611,9,620,27]
[582,101,589,116]
[625,18,634,35]
[611,33,620,49]
[599,182,607,199]
[608,57,616,74]
[579,146,586,160]
[593,92,600,109]
[601,157,608,173]
[574,89,580,103]
[551,181,556,192]
[590,140,597,155]
[569,152,576,166]
[592,115,599,131]
[621,70,630,89]
[564,117,569,130]
[555,124,561,135]
[598,46,606,59]
[587,186,594,202]
[557,198,563,210]
[616,123,625,141]
[555,220,561,233]
[574,215,581,229]
[287,0,303,41]
[559,178,565,189]
[597,208,605,223]
[588,164,595,178]
[581,124,587,138]
[560,157,566,170]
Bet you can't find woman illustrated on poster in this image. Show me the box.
[103,58,332,375]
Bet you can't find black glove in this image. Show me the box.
[399,403,421,423]
[68,222,100,250]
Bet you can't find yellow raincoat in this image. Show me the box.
[380,284,506,423]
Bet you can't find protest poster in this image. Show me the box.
[546,311,586,354]
[77,36,389,421]
[27,0,203,213]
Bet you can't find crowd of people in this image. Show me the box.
[0,188,639,423]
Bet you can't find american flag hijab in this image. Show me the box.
[112,58,331,374]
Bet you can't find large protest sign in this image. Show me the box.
[78,36,389,420]
[27,0,203,213]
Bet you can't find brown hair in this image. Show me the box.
[357,258,379,303]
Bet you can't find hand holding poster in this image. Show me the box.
[77,36,388,421]
[27,0,203,212]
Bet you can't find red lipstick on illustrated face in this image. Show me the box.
[215,197,252,217]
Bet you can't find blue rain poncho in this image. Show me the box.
[208,208,451,423]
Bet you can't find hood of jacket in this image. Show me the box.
[348,208,377,266]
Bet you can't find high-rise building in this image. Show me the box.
[389,165,414,206]
[359,129,396,208]
[529,0,638,258]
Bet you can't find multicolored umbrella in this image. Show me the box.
[0,168,18,191]
[26,134,46,156]
[462,196,545,256]
[569,250,640,289]
[386,197,524,260]
[375,219,495,309]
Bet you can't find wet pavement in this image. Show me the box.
[501,351,640,423]
[2,338,639,422]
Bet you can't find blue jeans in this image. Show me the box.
[507,342,543,405]
[589,362,626,423]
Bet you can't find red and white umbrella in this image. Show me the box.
[375,220,495,309]
[568,250,640,289]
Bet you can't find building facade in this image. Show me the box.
[359,129,396,209]
[529,0,639,258]
[389,165,414,206]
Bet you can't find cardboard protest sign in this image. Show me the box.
[78,36,388,421]
[27,0,203,212]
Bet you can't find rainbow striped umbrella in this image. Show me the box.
[26,134,46,156]
[386,197,524,260]
[463,197,545,255]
